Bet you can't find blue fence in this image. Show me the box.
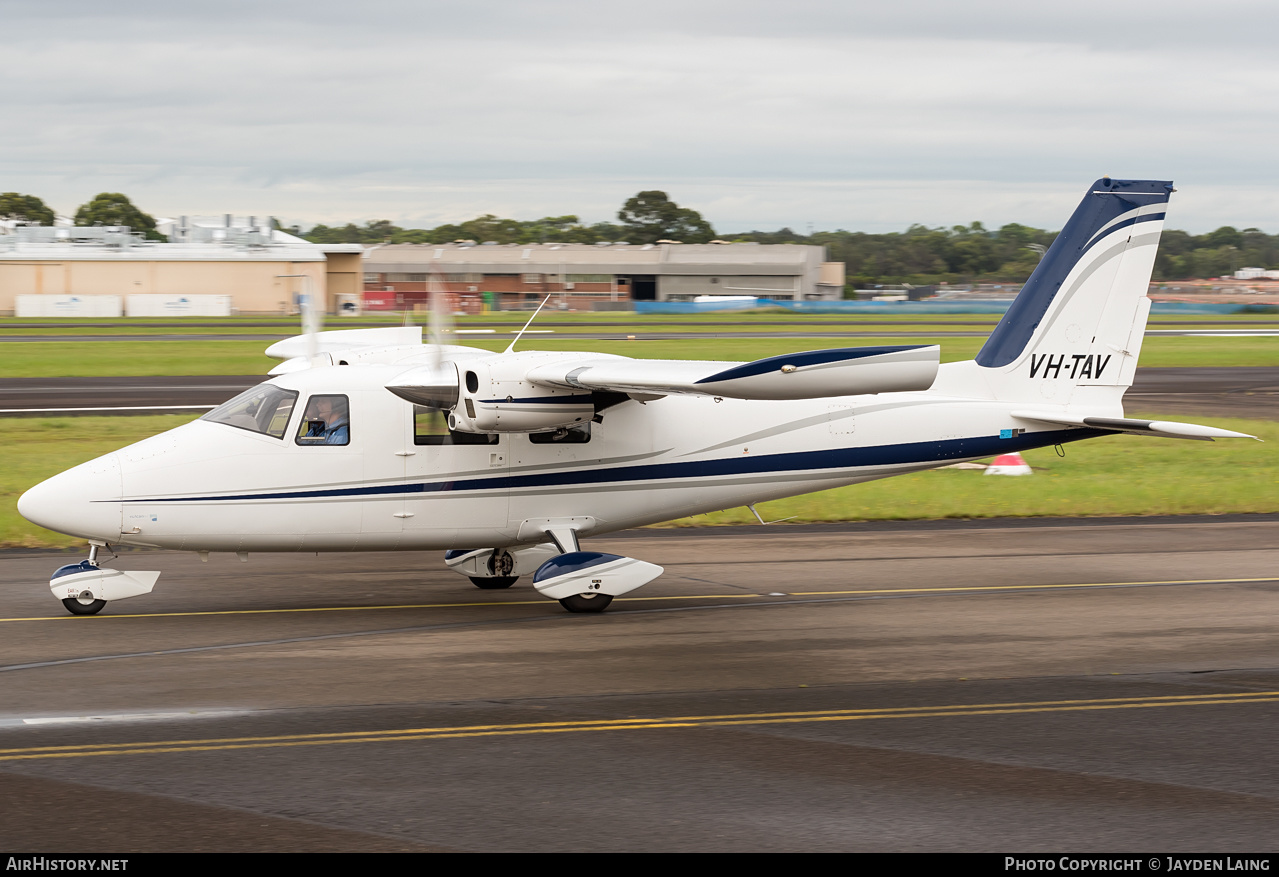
[634,299,1278,316]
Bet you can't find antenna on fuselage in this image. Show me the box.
[505,295,552,354]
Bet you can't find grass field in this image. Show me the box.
[1,332,1276,377]
[2,311,1276,332]
[2,412,1274,549]
[3,312,1274,548]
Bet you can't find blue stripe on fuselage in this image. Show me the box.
[118,427,1101,504]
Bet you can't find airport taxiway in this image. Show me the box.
[1,516,1277,851]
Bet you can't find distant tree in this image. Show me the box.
[522,215,583,242]
[74,193,164,240]
[302,220,401,244]
[0,192,56,225]
[617,191,715,244]
[1204,226,1243,249]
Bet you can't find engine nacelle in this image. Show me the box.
[387,353,595,434]
[450,356,595,434]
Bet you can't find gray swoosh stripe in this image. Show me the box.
[685,399,937,456]
[1028,231,1160,361]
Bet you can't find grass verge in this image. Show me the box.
[0,334,1276,377]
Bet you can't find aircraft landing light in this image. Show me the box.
[0,576,1274,624]
[1,690,1276,763]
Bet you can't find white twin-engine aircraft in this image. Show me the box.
[19,178,1256,616]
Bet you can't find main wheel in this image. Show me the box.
[469,576,518,590]
[61,596,106,616]
[558,592,613,613]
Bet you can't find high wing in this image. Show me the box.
[265,326,426,374]
[523,345,941,401]
[265,326,424,360]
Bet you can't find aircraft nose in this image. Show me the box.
[18,453,123,542]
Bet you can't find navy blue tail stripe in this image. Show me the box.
[976,178,1172,369]
[1081,212,1165,255]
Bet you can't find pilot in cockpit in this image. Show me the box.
[300,395,350,445]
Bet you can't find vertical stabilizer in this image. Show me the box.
[975,178,1172,409]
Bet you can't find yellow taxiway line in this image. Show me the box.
[0,575,1274,623]
[1,690,1276,762]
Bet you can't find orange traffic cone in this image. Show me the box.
[984,452,1032,476]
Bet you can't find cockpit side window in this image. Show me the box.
[202,384,299,439]
[296,395,351,446]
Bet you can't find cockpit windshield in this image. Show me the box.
[202,383,299,439]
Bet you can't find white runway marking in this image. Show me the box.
[0,710,244,728]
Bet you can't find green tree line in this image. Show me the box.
[302,190,1279,285]
[8,189,1278,284]
[1,191,164,240]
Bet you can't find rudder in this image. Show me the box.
[976,177,1172,408]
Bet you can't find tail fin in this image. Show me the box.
[976,177,1172,408]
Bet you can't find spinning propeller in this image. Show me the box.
[414,262,459,434]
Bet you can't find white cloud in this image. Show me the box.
[3,0,1278,232]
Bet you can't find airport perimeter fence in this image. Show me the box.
[633,299,1279,316]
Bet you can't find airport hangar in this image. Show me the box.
[0,219,362,317]
[360,241,846,313]
[0,222,845,315]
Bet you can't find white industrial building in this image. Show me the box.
[361,242,845,311]
[0,220,362,316]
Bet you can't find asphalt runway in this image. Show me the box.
[2,517,1278,851]
[1,367,1275,418]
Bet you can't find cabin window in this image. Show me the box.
[413,406,498,445]
[529,424,591,444]
[202,383,299,439]
[296,395,351,446]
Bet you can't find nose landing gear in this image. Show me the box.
[49,543,160,616]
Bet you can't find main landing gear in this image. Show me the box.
[467,547,518,589]
[443,534,664,614]
[48,543,160,616]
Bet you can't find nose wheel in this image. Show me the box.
[558,592,613,613]
[62,592,107,616]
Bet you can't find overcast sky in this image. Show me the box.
[4,0,1277,233]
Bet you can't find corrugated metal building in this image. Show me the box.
[362,242,845,312]
[0,221,362,316]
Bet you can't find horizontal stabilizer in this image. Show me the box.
[526,345,939,401]
[1011,410,1258,441]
